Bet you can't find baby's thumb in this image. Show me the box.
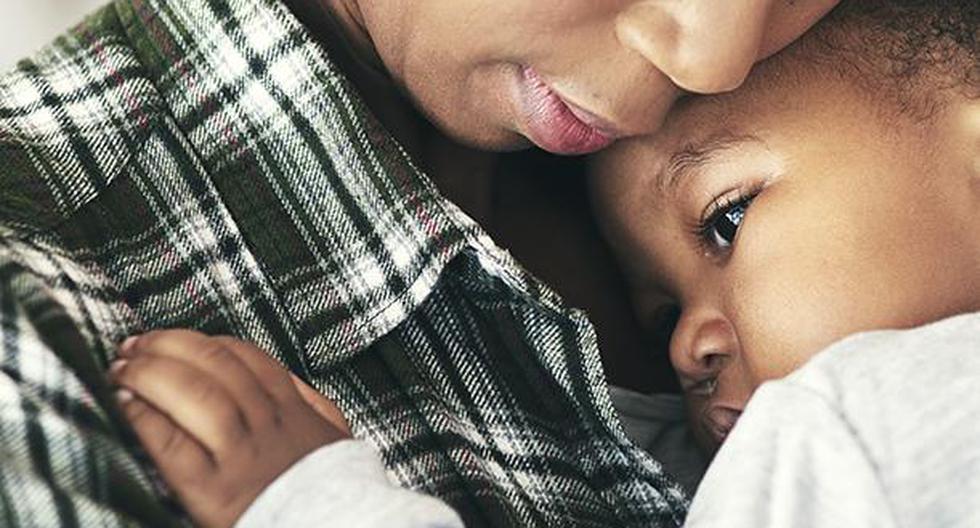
[289,373,352,437]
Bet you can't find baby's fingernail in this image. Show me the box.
[119,336,140,355]
[115,388,134,405]
[109,359,128,377]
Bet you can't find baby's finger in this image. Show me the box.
[117,391,214,489]
[212,336,299,404]
[112,354,248,456]
[289,373,352,436]
[121,331,280,430]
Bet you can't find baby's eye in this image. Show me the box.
[698,194,756,250]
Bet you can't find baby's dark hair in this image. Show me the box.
[784,0,978,119]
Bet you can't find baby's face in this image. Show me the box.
[591,61,980,453]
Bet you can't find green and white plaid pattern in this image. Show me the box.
[0,0,689,526]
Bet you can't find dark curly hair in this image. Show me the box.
[781,0,978,119]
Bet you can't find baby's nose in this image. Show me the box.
[669,310,741,381]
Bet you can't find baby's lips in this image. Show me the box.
[705,406,742,444]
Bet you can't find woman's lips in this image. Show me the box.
[516,66,619,155]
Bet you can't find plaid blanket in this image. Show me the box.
[0,0,689,526]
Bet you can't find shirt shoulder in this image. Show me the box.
[702,312,980,528]
[784,311,980,444]
[0,4,162,235]
[687,378,899,528]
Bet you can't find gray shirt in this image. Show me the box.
[608,387,708,493]
[687,311,980,527]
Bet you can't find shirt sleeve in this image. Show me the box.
[684,382,899,528]
[235,440,464,528]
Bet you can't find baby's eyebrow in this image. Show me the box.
[656,132,762,192]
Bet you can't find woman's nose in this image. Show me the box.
[616,0,776,94]
[616,0,843,95]
[669,308,740,383]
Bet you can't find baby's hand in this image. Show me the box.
[109,329,351,528]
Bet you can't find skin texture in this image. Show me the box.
[591,45,980,454]
[317,0,840,153]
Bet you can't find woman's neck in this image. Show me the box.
[281,0,420,150]
[281,0,498,225]
[287,0,380,75]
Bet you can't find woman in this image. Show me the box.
[0,0,836,526]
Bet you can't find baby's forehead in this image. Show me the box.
[588,138,664,227]
[587,138,681,267]
[591,115,749,201]
[596,62,800,186]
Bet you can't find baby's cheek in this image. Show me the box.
[725,198,895,380]
[730,249,948,384]
[728,257,857,382]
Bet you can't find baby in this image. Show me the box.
[593,2,980,449]
[590,0,979,455]
[590,1,980,525]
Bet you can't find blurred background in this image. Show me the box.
[1,0,107,69]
